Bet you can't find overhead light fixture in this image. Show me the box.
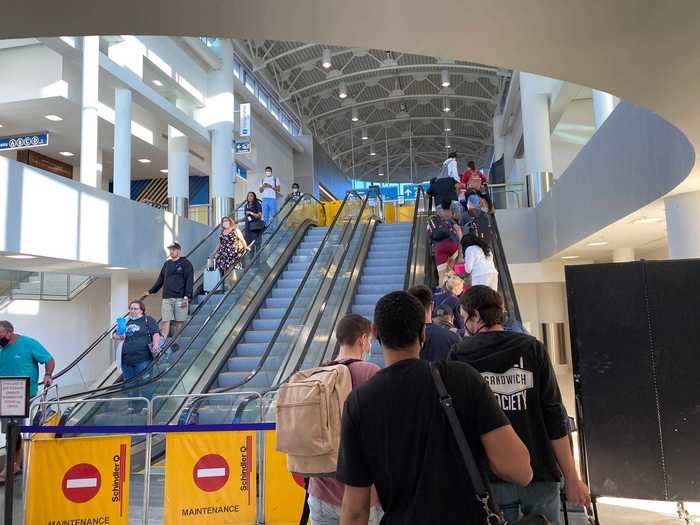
[369,143,376,156]
[587,241,609,247]
[441,69,451,88]
[58,151,74,157]
[322,48,332,69]
[105,266,128,270]
[45,114,63,121]
[160,169,168,173]
[152,79,164,87]
[633,216,663,224]
[445,137,451,150]
[561,255,580,260]
[0,124,3,128]
[351,108,359,122]
[338,81,348,99]
[361,128,369,140]
[443,97,451,112]
[444,119,452,132]
[5,254,36,259]
[138,158,151,164]
[378,171,384,177]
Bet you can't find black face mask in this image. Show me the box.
[0,337,10,347]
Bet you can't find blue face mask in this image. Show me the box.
[129,314,142,321]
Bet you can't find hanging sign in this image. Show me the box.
[240,103,251,137]
[235,141,252,154]
[0,132,49,151]
[0,376,29,417]
[163,431,256,524]
[25,435,131,525]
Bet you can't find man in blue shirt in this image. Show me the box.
[0,320,54,479]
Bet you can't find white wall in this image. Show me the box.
[551,98,595,178]
[247,113,295,199]
[0,156,213,272]
[0,44,63,103]
[0,277,111,386]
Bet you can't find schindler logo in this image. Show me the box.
[239,435,253,505]
[482,358,534,411]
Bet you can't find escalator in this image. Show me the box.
[488,213,522,326]
[58,194,326,426]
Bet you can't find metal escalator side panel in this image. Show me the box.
[488,214,522,323]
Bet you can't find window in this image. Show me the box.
[270,103,280,120]
[244,71,255,94]
[257,87,269,108]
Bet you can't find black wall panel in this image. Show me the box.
[567,262,666,500]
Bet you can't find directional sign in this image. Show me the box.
[0,132,49,151]
[235,141,251,154]
[62,463,101,503]
[240,103,251,137]
[193,454,229,492]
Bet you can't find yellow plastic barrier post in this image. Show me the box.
[25,435,131,525]
[264,430,307,524]
[163,431,256,524]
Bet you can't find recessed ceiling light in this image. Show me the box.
[561,255,580,260]
[338,81,348,99]
[586,241,608,247]
[5,254,36,259]
[152,79,164,87]
[138,158,151,164]
[441,69,451,88]
[45,114,63,121]
[633,217,663,224]
[321,49,332,69]
[351,108,359,122]
[0,124,3,128]
[369,144,376,156]
[105,266,128,270]
[361,128,369,140]
[160,169,168,173]
[58,151,74,157]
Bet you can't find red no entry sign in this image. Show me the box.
[62,463,101,503]
[193,454,229,492]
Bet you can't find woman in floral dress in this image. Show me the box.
[212,215,250,289]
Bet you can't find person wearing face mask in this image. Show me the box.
[306,314,383,525]
[407,285,460,362]
[259,166,280,227]
[449,286,591,524]
[112,300,159,412]
[285,182,302,205]
[0,320,54,481]
[211,215,250,289]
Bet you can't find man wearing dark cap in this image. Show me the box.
[145,242,193,343]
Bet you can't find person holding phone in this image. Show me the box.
[259,166,280,228]
[243,191,264,254]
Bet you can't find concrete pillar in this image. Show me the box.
[167,125,189,217]
[209,39,235,225]
[665,191,700,259]
[592,89,616,129]
[80,36,100,187]
[520,72,554,206]
[113,88,132,198]
[612,247,635,263]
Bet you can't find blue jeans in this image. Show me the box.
[262,197,277,227]
[122,360,152,411]
[490,481,561,525]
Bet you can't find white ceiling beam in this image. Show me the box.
[254,42,317,70]
[333,134,490,160]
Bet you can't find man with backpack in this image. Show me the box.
[275,315,383,524]
[449,286,591,523]
[428,201,462,286]
[337,291,532,524]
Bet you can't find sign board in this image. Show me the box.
[0,376,29,417]
[0,132,49,151]
[164,431,256,524]
[25,435,131,525]
[235,141,251,154]
[240,103,251,137]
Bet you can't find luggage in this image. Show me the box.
[203,269,220,293]
[275,360,357,477]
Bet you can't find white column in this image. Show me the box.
[110,272,129,327]
[167,125,189,217]
[665,191,700,259]
[520,72,554,206]
[592,89,616,129]
[113,88,132,198]
[80,36,100,187]
[612,247,635,263]
[209,39,235,225]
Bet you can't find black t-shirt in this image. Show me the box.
[449,331,568,482]
[122,316,159,366]
[428,177,458,205]
[149,257,194,299]
[421,323,461,362]
[336,358,509,524]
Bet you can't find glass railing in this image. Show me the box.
[488,182,528,210]
[61,194,325,428]
[4,271,95,301]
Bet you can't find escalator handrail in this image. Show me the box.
[488,214,521,322]
[404,186,426,289]
[211,190,366,394]
[56,194,323,402]
[49,223,221,384]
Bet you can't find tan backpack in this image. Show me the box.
[275,360,358,477]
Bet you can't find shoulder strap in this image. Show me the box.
[429,363,506,523]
